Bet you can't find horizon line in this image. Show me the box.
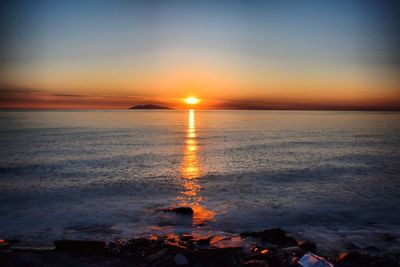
[1,107,400,112]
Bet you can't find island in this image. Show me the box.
[129,104,172,110]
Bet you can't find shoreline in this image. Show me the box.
[1,228,399,267]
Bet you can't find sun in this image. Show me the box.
[184,97,200,105]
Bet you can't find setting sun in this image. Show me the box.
[184,97,200,105]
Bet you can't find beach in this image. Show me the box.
[1,226,400,266]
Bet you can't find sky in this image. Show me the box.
[0,0,399,110]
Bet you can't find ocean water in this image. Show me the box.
[1,110,400,253]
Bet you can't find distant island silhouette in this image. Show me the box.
[129,104,172,110]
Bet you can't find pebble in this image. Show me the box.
[174,253,189,265]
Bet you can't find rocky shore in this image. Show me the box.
[1,227,399,267]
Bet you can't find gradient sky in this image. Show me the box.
[1,0,399,109]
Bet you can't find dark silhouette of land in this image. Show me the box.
[129,104,172,110]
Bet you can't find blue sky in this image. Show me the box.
[0,0,399,109]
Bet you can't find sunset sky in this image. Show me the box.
[1,0,399,110]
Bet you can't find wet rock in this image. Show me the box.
[9,232,400,267]
[241,228,297,247]
[281,246,303,255]
[168,237,177,243]
[247,247,271,261]
[1,249,134,267]
[108,240,125,253]
[146,247,169,262]
[266,254,282,267]
[54,240,107,254]
[179,241,195,250]
[243,245,269,262]
[337,251,363,266]
[298,241,316,252]
[260,249,270,255]
[281,255,300,267]
[249,244,263,254]
[164,207,194,215]
[195,237,212,245]
[241,259,270,267]
[174,253,189,265]
[289,256,300,266]
[119,238,165,258]
[186,247,242,267]
[180,234,193,242]
[337,252,400,267]
[165,242,189,252]
[299,253,334,267]
[10,246,54,252]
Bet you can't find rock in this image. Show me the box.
[187,247,243,267]
[108,240,125,253]
[247,248,272,261]
[54,240,107,254]
[241,228,297,247]
[281,256,299,267]
[174,253,189,265]
[282,246,303,255]
[180,234,193,242]
[289,256,300,266]
[119,238,165,258]
[299,253,334,267]
[165,242,188,251]
[337,251,400,267]
[146,248,169,262]
[194,237,212,245]
[298,241,316,252]
[10,246,54,252]
[245,244,271,261]
[241,259,270,267]
[250,244,263,254]
[337,251,363,265]
[0,249,133,267]
[164,207,194,215]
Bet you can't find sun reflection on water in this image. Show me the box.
[181,110,200,179]
[179,109,215,225]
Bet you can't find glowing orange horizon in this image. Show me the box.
[1,87,400,110]
[184,97,200,105]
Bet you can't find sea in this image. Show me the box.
[1,110,400,253]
